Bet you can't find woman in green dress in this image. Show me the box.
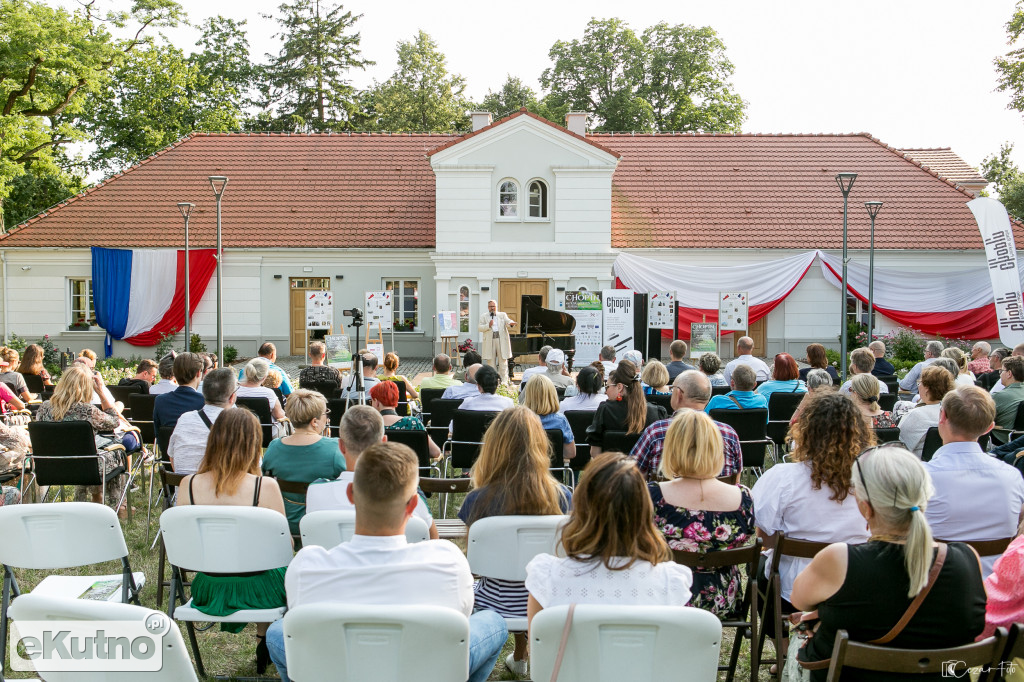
[177,408,289,674]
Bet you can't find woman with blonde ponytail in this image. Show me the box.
[790,444,986,680]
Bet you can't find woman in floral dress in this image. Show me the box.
[647,410,755,616]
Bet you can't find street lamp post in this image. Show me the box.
[177,202,195,351]
[835,172,858,382]
[208,177,229,363]
[864,201,883,340]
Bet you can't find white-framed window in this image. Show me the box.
[498,180,518,218]
[383,279,419,332]
[68,278,96,330]
[459,286,470,333]
[527,179,548,219]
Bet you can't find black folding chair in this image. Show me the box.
[395,381,409,416]
[428,398,464,450]
[445,410,499,474]
[709,407,771,476]
[326,398,348,438]
[873,427,902,445]
[235,396,275,448]
[712,385,730,396]
[601,430,642,454]
[563,410,596,472]
[300,378,339,400]
[128,393,157,450]
[877,374,900,395]
[420,387,446,423]
[385,428,440,477]
[766,392,803,454]
[25,421,129,509]
[673,538,763,682]
[646,392,673,413]
[107,383,142,409]
[878,393,898,412]
[555,386,567,401]
[22,373,45,394]
[544,428,573,487]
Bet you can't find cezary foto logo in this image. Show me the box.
[11,614,169,673]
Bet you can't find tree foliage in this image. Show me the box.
[262,0,371,132]
[478,76,541,120]
[981,143,1024,221]
[996,1,1024,116]
[362,30,470,132]
[1,166,83,229]
[540,17,746,132]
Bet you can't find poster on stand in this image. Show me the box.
[325,334,352,369]
[602,289,634,356]
[364,291,392,332]
[305,291,333,330]
[564,291,603,366]
[438,311,458,338]
[718,292,748,332]
[366,342,385,364]
[690,324,717,358]
[648,291,675,330]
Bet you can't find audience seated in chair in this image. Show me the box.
[0,347,32,402]
[521,374,575,462]
[340,352,380,398]
[380,352,419,401]
[799,343,839,384]
[586,360,666,456]
[897,366,953,457]
[943,347,977,387]
[839,347,889,397]
[647,410,754,617]
[305,405,438,539]
[149,353,178,395]
[369,381,441,460]
[153,353,206,433]
[418,353,462,391]
[238,342,293,396]
[443,363,483,400]
[789,369,835,425]
[790,444,986,680]
[629,370,741,483]
[924,385,1024,576]
[993,356,1024,444]
[642,360,671,396]
[267,442,507,682]
[558,366,606,413]
[298,341,341,387]
[458,406,571,675]
[704,364,769,416]
[665,340,697,382]
[261,389,345,535]
[238,358,287,437]
[723,337,770,385]
[168,367,237,474]
[454,365,513,414]
[37,364,136,510]
[869,340,896,378]
[176,408,289,674]
[981,518,1024,638]
[755,353,807,399]
[118,358,157,395]
[751,391,873,641]
[16,343,53,387]
[699,352,730,388]
[526,451,693,641]
[850,373,896,428]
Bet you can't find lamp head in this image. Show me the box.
[835,172,858,196]
[208,176,229,197]
[177,202,194,219]
[864,201,883,220]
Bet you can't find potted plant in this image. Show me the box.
[68,318,91,331]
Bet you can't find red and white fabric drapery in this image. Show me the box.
[613,250,1024,340]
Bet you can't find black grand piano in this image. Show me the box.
[508,295,576,374]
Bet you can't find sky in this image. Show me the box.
[59,0,1024,171]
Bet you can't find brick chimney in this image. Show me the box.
[470,111,493,132]
[565,112,589,136]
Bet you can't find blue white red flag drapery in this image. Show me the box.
[91,247,217,356]
[614,250,1024,340]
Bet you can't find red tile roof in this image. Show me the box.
[897,147,988,187]
[2,128,1013,251]
[596,133,1014,249]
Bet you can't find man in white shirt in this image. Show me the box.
[722,336,771,385]
[167,368,236,474]
[148,354,178,395]
[442,364,482,400]
[898,340,943,394]
[517,345,552,389]
[599,345,617,377]
[457,365,513,413]
[839,347,889,395]
[340,352,380,399]
[305,406,438,539]
[926,385,1024,576]
[266,442,507,682]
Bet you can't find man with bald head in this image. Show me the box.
[722,336,770,385]
[419,353,461,390]
[442,364,482,399]
[629,370,743,483]
[478,299,515,384]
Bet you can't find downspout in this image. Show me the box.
[2,250,8,345]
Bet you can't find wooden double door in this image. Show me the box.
[497,279,548,325]
[290,277,332,355]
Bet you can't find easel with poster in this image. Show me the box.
[365,290,393,352]
[305,290,333,365]
[366,325,385,368]
[438,311,459,364]
[717,292,748,356]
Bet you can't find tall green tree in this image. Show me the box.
[996,1,1024,116]
[479,76,541,120]
[981,143,1024,220]
[1,165,84,229]
[0,0,183,230]
[540,17,746,132]
[262,0,371,131]
[362,31,470,132]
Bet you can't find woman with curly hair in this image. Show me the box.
[751,391,873,638]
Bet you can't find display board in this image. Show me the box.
[366,342,385,364]
[438,311,458,337]
[305,291,333,330]
[718,292,749,332]
[324,334,352,369]
[602,289,634,355]
[364,291,392,332]
[564,291,603,366]
[690,323,717,358]
[647,291,676,330]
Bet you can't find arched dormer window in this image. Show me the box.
[528,179,548,219]
[498,180,518,218]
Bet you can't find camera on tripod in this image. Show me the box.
[343,308,363,325]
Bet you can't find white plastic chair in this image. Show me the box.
[299,510,430,548]
[466,515,567,631]
[8,593,199,681]
[530,604,723,682]
[0,502,145,670]
[159,505,293,677]
[283,603,469,682]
